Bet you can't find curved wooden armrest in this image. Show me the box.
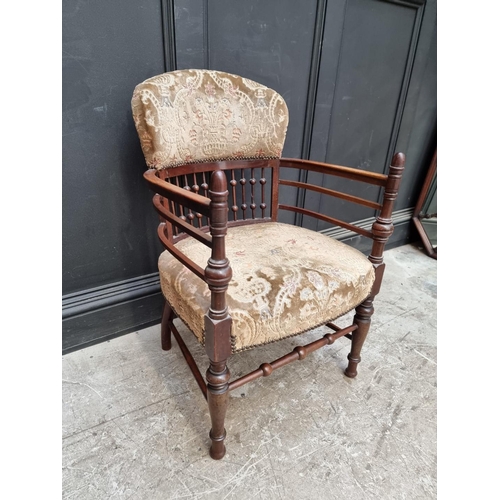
[278,154,406,260]
[279,158,388,186]
[152,194,212,247]
[144,169,211,216]
[157,223,206,281]
[147,170,232,292]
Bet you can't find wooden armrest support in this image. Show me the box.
[279,158,388,187]
[278,179,382,210]
[152,194,212,247]
[279,153,406,252]
[157,223,206,280]
[144,169,211,216]
[278,204,373,239]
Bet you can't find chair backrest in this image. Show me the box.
[131,69,289,169]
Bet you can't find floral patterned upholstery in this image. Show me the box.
[158,223,375,353]
[131,69,289,169]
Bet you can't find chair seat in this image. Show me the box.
[159,222,375,352]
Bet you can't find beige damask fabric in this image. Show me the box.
[131,69,289,169]
[158,222,375,352]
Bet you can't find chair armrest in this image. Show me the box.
[144,169,211,217]
[278,153,406,268]
[156,223,206,280]
[279,158,388,186]
[144,169,212,281]
[145,169,232,292]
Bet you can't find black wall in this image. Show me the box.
[62,0,436,353]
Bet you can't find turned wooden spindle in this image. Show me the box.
[345,152,405,378]
[201,172,209,196]
[204,170,233,460]
[168,199,178,237]
[230,169,238,221]
[260,172,267,218]
[190,175,203,228]
[182,175,195,225]
[174,176,187,222]
[250,168,256,218]
[240,169,247,219]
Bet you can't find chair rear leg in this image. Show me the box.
[206,359,230,460]
[345,297,374,378]
[161,301,174,351]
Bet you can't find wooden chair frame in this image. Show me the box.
[144,152,405,459]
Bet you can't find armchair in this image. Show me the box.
[131,69,404,459]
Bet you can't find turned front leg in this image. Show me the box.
[207,359,230,459]
[345,297,374,378]
[346,153,405,377]
[204,170,232,459]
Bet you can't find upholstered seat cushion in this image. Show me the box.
[159,222,375,352]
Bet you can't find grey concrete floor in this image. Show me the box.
[62,244,437,499]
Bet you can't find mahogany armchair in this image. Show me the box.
[131,69,404,459]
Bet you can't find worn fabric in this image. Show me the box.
[158,222,375,352]
[131,69,289,169]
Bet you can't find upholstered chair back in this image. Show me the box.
[131,69,289,169]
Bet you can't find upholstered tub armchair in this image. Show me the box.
[131,69,404,459]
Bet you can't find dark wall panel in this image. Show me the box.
[208,0,321,225]
[174,0,206,69]
[63,0,165,294]
[306,0,423,231]
[207,0,316,161]
[324,0,414,170]
[395,0,437,210]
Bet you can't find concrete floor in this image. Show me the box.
[62,243,437,499]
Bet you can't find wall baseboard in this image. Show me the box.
[62,274,163,354]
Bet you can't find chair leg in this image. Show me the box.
[206,359,230,460]
[345,297,374,378]
[161,301,174,351]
